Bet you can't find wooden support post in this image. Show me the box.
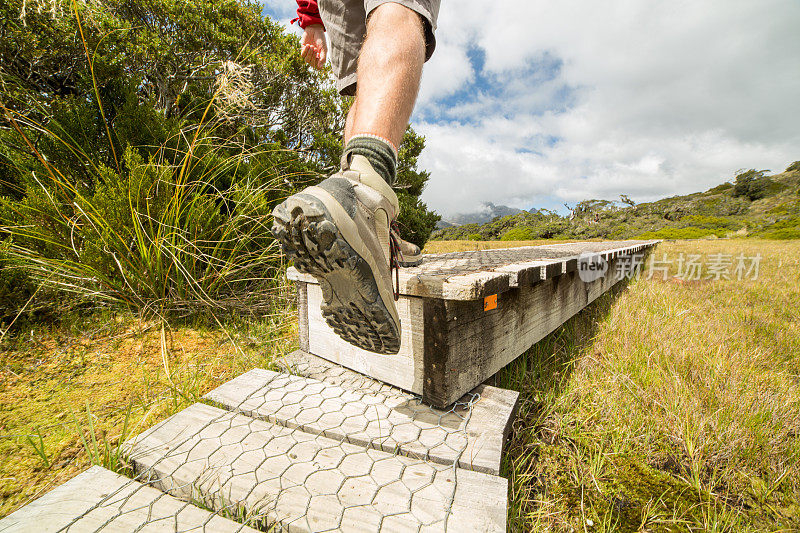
[296,281,309,352]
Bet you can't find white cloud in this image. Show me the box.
[261,0,303,36]
[413,0,800,216]
[417,41,473,104]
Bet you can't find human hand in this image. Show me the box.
[300,24,327,70]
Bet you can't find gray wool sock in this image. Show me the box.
[343,135,397,186]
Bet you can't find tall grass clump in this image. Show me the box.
[0,0,348,319]
[1,105,295,316]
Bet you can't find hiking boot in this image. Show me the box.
[272,155,406,354]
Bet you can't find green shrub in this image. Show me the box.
[396,192,441,248]
[678,215,741,230]
[759,227,800,239]
[755,217,800,240]
[501,227,536,241]
[786,161,800,172]
[705,182,734,194]
[467,233,483,241]
[636,227,726,240]
[733,170,772,201]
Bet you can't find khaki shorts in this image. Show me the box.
[318,0,440,95]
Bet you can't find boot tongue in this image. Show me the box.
[347,155,399,213]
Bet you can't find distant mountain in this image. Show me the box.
[435,220,456,229]
[445,203,536,226]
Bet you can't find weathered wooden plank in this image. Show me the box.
[124,403,508,532]
[0,465,256,533]
[298,247,658,405]
[306,283,424,392]
[289,268,511,300]
[493,260,548,287]
[296,281,309,353]
[293,241,659,406]
[422,258,626,406]
[287,240,658,299]
[204,367,518,475]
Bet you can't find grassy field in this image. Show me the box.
[478,238,798,532]
[0,308,298,517]
[2,238,799,531]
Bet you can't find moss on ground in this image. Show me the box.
[0,311,296,517]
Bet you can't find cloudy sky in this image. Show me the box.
[262,1,800,217]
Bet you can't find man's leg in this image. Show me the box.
[273,2,434,355]
[344,3,426,149]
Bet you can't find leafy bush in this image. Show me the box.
[501,227,536,241]
[678,215,741,230]
[392,129,441,248]
[467,233,482,241]
[759,227,800,239]
[397,192,440,248]
[636,227,726,240]
[705,182,734,194]
[786,161,800,172]
[733,170,772,201]
[755,217,800,240]
[0,0,441,317]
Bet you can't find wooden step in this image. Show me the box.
[0,465,258,532]
[124,403,508,532]
[204,366,518,475]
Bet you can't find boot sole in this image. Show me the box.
[398,256,422,267]
[272,193,401,355]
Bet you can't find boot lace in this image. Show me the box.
[389,220,404,301]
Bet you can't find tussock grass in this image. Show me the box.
[0,113,291,316]
[436,239,800,531]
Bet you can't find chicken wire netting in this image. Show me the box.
[3,353,490,532]
[397,240,651,280]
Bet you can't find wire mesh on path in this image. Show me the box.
[1,353,508,532]
[402,240,651,280]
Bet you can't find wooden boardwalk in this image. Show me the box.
[291,240,658,406]
[1,240,658,532]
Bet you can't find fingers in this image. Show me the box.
[301,44,314,65]
[300,44,326,70]
[300,26,327,69]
